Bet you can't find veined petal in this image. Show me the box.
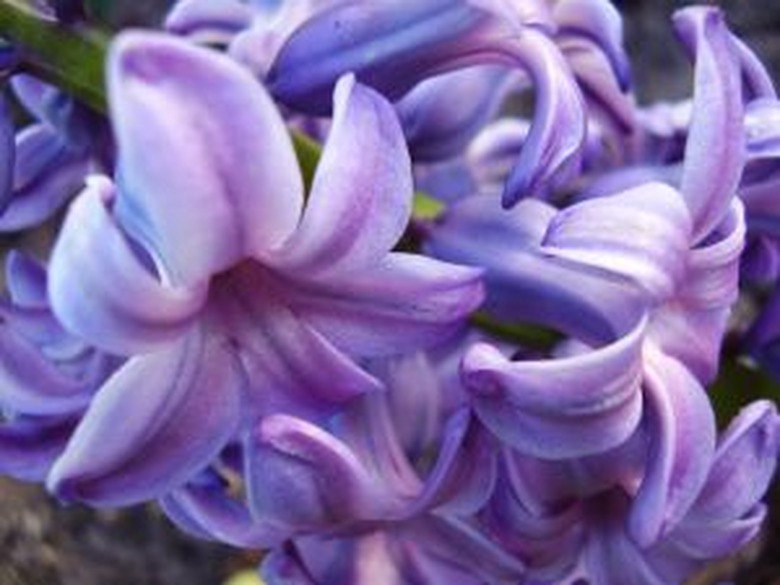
[628,346,716,547]
[48,177,207,356]
[542,182,692,302]
[245,414,394,530]
[109,31,303,285]
[501,27,586,206]
[285,253,484,357]
[462,315,646,459]
[674,7,744,243]
[273,76,412,276]
[47,330,243,506]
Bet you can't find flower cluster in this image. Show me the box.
[0,1,779,584]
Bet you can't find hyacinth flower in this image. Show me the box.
[424,7,750,553]
[0,74,112,231]
[0,250,120,482]
[42,32,483,507]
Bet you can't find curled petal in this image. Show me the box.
[398,66,510,161]
[49,178,207,355]
[267,0,511,115]
[161,472,282,548]
[0,415,77,482]
[109,31,303,285]
[744,98,780,160]
[501,28,586,206]
[164,0,255,43]
[0,95,13,211]
[674,7,744,243]
[687,401,779,524]
[0,322,91,415]
[732,34,777,100]
[274,75,412,276]
[462,315,646,459]
[245,414,395,531]
[628,347,716,547]
[47,330,243,505]
[552,0,630,90]
[5,250,48,309]
[542,182,692,302]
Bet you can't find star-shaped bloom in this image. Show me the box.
[44,32,483,506]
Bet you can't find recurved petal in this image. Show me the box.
[686,401,779,524]
[287,253,484,357]
[542,182,692,302]
[0,321,92,415]
[109,31,303,285]
[501,27,586,206]
[674,7,744,243]
[553,0,631,89]
[245,414,394,531]
[46,330,243,506]
[48,177,207,356]
[5,250,48,309]
[164,0,254,43]
[462,315,646,459]
[0,95,13,211]
[0,415,77,482]
[628,346,717,548]
[273,75,412,276]
[744,98,780,160]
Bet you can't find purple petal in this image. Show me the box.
[744,98,780,160]
[284,253,484,357]
[628,347,716,547]
[669,503,767,560]
[674,7,744,243]
[161,472,282,548]
[109,31,303,285]
[0,95,13,210]
[267,0,509,115]
[553,0,631,89]
[731,34,777,100]
[5,250,48,309]
[397,66,511,161]
[542,182,692,302]
[0,415,76,482]
[0,321,92,415]
[687,400,779,524]
[48,177,207,355]
[47,330,243,506]
[501,28,586,206]
[462,315,646,459]
[164,0,254,43]
[273,75,412,276]
[245,414,396,531]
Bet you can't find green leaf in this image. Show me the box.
[413,190,445,221]
[290,130,321,193]
[709,356,780,428]
[224,570,266,585]
[469,311,562,351]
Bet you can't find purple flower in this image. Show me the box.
[44,32,483,506]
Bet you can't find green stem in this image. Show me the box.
[0,0,109,112]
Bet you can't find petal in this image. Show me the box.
[267,0,509,115]
[674,7,745,243]
[5,250,48,309]
[501,28,586,206]
[164,0,254,43]
[273,75,412,276]
[744,97,780,160]
[245,414,394,531]
[48,177,207,355]
[0,94,13,211]
[0,321,92,415]
[628,346,717,547]
[397,66,511,161]
[462,314,646,459]
[0,415,76,482]
[46,330,243,506]
[687,400,779,524]
[161,472,282,548]
[109,31,303,285]
[284,253,484,357]
[542,182,692,302]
